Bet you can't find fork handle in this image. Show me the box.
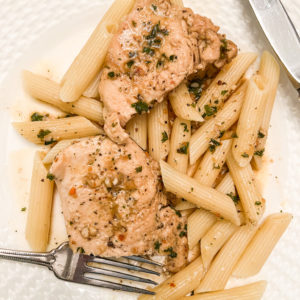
[0,248,54,268]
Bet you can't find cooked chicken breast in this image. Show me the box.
[99,0,237,143]
[50,136,187,272]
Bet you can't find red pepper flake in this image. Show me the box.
[69,187,77,197]
[88,166,93,172]
[118,234,125,241]
[169,282,176,287]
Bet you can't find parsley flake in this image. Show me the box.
[31,112,44,122]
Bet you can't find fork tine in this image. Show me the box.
[81,277,155,295]
[86,256,160,276]
[84,266,158,285]
[124,256,163,266]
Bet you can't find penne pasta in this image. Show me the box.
[148,101,170,161]
[139,257,204,300]
[160,160,240,225]
[195,224,258,293]
[60,0,135,102]
[169,82,204,122]
[196,53,257,114]
[13,116,103,145]
[182,281,267,300]
[25,151,54,252]
[43,139,76,164]
[193,139,232,186]
[171,0,184,7]
[167,118,191,173]
[188,243,200,263]
[126,114,148,150]
[201,220,237,269]
[187,158,202,177]
[23,71,104,124]
[190,82,247,164]
[252,51,280,170]
[232,75,267,167]
[233,213,292,277]
[188,209,216,249]
[226,150,264,225]
[175,199,197,211]
[83,71,102,99]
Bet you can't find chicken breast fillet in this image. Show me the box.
[50,136,188,272]
[99,0,237,143]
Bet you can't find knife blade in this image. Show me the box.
[249,0,300,95]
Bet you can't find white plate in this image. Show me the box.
[0,0,299,299]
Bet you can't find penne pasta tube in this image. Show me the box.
[126,114,148,150]
[252,51,280,170]
[43,139,76,164]
[190,82,247,164]
[169,82,204,122]
[182,281,267,300]
[188,209,216,249]
[233,213,292,277]
[232,75,267,167]
[83,71,102,99]
[23,71,103,124]
[196,53,257,114]
[226,150,264,225]
[171,0,184,7]
[193,139,232,186]
[148,101,170,161]
[160,160,240,225]
[195,224,258,293]
[187,158,201,177]
[188,244,200,263]
[26,151,54,252]
[60,0,135,102]
[201,220,237,270]
[167,118,191,173]
[13,116,103,145]
[139,257,204,300]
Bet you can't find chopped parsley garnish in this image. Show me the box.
[177,224,181,230]
[154,241,161,250]
[220,39,228,59]
[76,247,85,254]
[135,166,143,173]
[131,100,149,114]
[180,123,189,132]
[177,142,189,155]
[213,163,221,169]
[47,173,55,181]
[108,71,115,78]
[258,131,265,138]
[231,132,238,138]
[21,207,26,212]
[127,60,134,68]
[151,4,157,11]
[161,131,169,143]
[179,231,187,238]
[143,47,155,56]
[169,55,177,61]
[221,90,228,96]
[254,149,265,157]
[209,139,221,153]
[204,105,218,117]
[132,20,137,27]
[188,79,203,101]
[255,201,262,206]
[164,247,177,258]
[128,154,132,160]
[175,210,182,217]
[227,192,240,204]
[241,152,249,158]
[219,130,225,138]
[156,59,164,68]
[145,22,168,42]
[31,112,44,122]
[37,129,51,140]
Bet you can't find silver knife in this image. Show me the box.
[249,0,300,95]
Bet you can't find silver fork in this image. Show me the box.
[0,242,161,295]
